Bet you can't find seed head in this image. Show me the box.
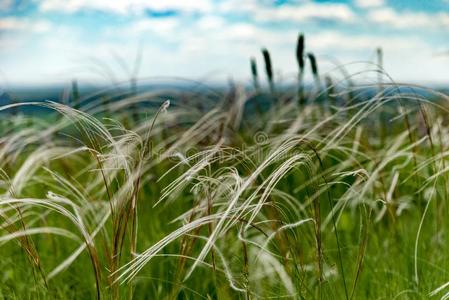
[307,53,318,77]
[250,57,258,78]
[296,33,305,71]
[161,100,170,113]
[261,48,273,81]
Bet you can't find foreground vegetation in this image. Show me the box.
[1,78,449,300]
[1,33,449,298]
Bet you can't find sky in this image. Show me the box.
[0,0,448,87]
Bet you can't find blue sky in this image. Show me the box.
[0,0,448,86]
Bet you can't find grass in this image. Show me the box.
[1,53,449,299]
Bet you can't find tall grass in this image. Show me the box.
[1,44,449,300]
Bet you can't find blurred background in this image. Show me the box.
[0,0,448,89]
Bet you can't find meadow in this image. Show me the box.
[1,35,449,299]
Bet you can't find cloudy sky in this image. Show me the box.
[0,0,448,86]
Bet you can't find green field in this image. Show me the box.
[1,82,449,300]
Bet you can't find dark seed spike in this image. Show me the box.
[376,47,383,68]
[261,48,274,93]
[325,75,337,112]
[296,33,305,71]
[11,94,18,116]
[325,76,334,99]
[307,53,318,77]
[307,53,321,99]
[131,77,139,122]
[71,79,80,109]
[250,57,257,77]
[297,33,306,105]
[261,48,273,80]
[376,46,383,95]
[250,57,260,91]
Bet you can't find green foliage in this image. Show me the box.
[0,84,449,299]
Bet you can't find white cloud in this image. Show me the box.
[39,0,213,14]
[1,21,447,85]
[196,16,225,30]
[0,17,52,33]
[368,7,449,29]
[218,0,356,23]
[307,31,426,52]
[0,35,26,52]
[258,3,357,23]
[126,18,179,35]
[354,0,385,8]
[1,0,448,84]
[218,0,260,13]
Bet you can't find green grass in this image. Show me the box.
[0,84,449,299]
